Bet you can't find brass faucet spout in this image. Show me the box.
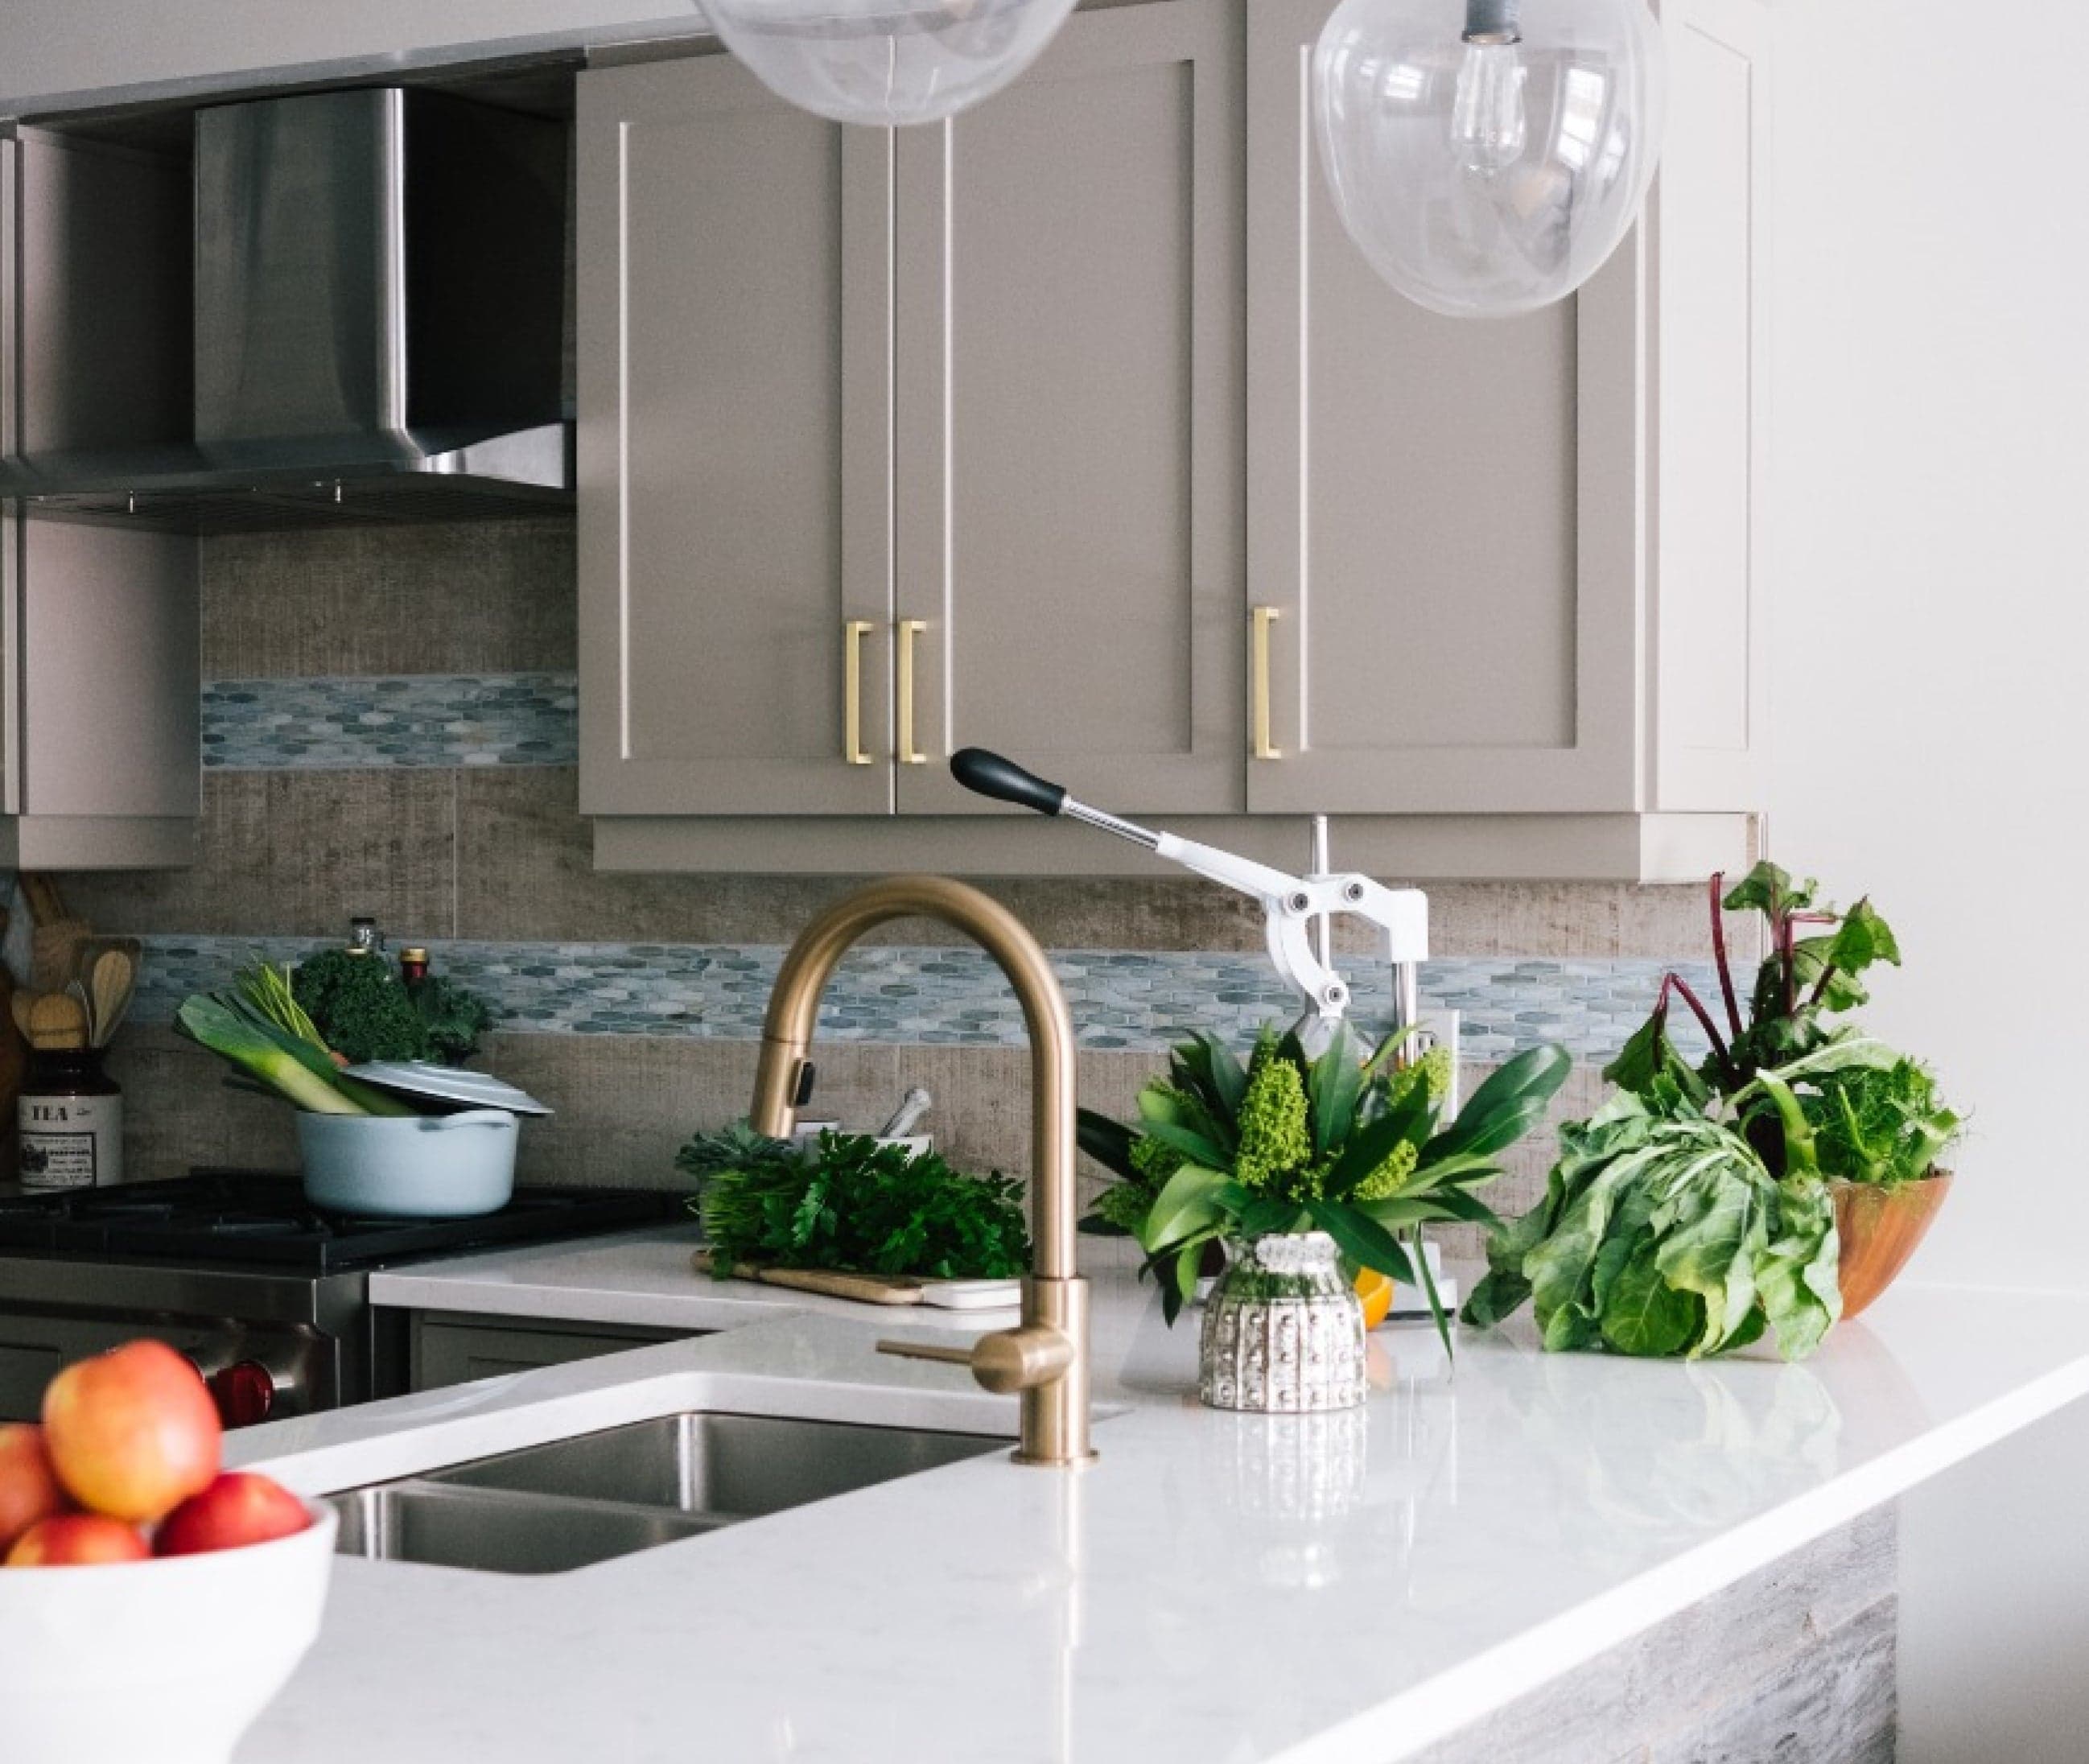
[750,876,1094,1466]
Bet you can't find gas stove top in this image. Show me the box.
[0,1170,681,1275]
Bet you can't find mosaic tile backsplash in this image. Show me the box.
[134,935,1714,1065]
[203,673,578,769]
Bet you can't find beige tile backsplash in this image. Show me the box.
[66,516,1728,1222]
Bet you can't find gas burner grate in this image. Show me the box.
[0,1172,679,1272]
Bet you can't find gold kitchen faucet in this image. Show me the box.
[748,876,1095,1469]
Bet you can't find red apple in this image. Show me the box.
[43,1340,222,1523]
[155,1472,311,1557]
[0,1424,69,1552]
[5,1512,150,1568]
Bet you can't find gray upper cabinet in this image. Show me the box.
[1244,0,1767,819]
[580,0,1767,878]
[890,0,1245,817]
[2,130,199,871]
[581,0,1244,822]
[577,52,894,817]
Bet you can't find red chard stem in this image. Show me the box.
[1708,871,1742,1039]
[1662,972,1737,1082]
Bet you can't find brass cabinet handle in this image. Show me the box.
[843,620,875,765]
[1251,605,1282,760]
[897,618,929,765]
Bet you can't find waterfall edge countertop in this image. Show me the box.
[231,1249,2089,1764]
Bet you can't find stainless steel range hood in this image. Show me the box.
[0,87,571,532]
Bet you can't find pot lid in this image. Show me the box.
[344,1061,554,1117]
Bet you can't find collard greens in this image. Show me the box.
[1463,1090,1840,1361]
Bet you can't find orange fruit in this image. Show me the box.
[1354,1267,1395,1331]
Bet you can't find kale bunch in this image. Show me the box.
[411,975,492,1067]
[291,948,493,1066]
[293,949,428,1065]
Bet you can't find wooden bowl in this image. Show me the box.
[1834,1173,1953,1321]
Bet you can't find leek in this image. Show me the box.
[228,968,417,1117]
[237,960,327,1049]
[176,994,373,1115]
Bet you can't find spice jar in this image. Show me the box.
[18,1047,124,1190]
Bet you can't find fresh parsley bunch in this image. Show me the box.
[680,1125,1031,1280]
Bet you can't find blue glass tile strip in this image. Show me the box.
[201,673,579,769]
[133,937,1715,1065]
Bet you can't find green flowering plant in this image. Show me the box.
[1077,1021,1571,1350]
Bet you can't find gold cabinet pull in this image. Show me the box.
[897,618,929,765]
[1251,605,1282,760]
[843,620,875,765]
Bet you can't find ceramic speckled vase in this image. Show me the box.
[1199,1232,1367,1413]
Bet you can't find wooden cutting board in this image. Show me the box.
[692,1251,934,1305]
[690,1251,1018,1309]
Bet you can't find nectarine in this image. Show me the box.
[5,1512,150,1568]
[156,1472,310,1557]
[43,1341,222,1523]
[0,1423,68,1553]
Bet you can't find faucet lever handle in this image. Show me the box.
[879,1325,1074,1397]
[876,1339,975,1370]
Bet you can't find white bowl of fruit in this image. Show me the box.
[0,1342,335,1764]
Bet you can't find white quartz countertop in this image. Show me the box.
[231,1240,2089,1764]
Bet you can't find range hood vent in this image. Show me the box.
[1,87,571,533]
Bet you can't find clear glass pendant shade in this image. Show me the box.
[704,0,1081,126]
[1312,0,1667,318]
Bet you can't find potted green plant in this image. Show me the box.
[1080,1023,1569,1411]
[1462,863,1962,1358]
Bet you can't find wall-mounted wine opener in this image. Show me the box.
[948,749,1428,1055]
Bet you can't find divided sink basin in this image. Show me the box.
[329,1413,1007,1576]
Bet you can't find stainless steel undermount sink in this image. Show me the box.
[330,1412,1007,1576]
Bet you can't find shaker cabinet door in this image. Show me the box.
[1243,0,1641,816]
[890,0,1246,817]
[577,54,896,817]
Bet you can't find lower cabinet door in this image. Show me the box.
[408,1314,690,1393]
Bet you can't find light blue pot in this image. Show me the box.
[296,1109,520,1218]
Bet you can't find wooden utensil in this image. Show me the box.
[18,876,68,927]
[25,991,89,1051]
[88,948,137,1047]
[30,918,91,995]
[65,979,95,1045]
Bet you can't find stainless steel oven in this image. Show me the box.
[0,1173,676,1427]
[0,1260,375,1425]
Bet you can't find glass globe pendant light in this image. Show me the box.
[703,0,1081,126]
[1312,0,1667,318]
